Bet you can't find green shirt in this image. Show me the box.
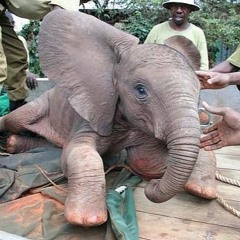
[145,21,209,70]
[227,44,240,68]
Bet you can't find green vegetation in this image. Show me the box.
[19,0,240,75]
[19,20,43,76]
[190,0,240,65]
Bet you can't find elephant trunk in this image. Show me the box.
[145,106,200,203]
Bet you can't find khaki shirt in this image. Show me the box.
[145,22,209,70]
[1,0,79,19]
[227,44,240,68]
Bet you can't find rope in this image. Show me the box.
[216,171,240,187]
[215,171,240,218]
[35,164,67,193]
[216,193,240,218]
[105,164,135,175]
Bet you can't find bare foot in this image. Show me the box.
[6,134,53,153]
[184,149,216,199]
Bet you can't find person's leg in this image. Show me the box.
[1,13,29,111]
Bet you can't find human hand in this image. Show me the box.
[200,101,240,150]
[26,72,38,90]
[196,71,230,89]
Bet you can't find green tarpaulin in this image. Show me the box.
[0,146,142,240]
[0,94,9,116]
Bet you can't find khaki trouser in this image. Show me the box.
[0,10,28,101]
[0,0,80,100]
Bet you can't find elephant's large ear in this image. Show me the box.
[38,10,139,136]
[164,35,201,70]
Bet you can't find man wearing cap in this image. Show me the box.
[0,0,81,112]
[145,0,209,71]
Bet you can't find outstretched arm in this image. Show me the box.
[209,60,236,73]
[200,102,240,150]
[196,71,240,89]
[196,60,240,89]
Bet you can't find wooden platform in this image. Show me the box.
[135,147,240,240]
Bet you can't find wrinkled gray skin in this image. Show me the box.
[0,10,201,227]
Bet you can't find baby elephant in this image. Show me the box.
[0,10,215,227]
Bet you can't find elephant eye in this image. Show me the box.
[133,84,148,100]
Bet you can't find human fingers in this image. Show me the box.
[203,141,224,151]
[196,71,221,80]
[195,71,211,79]
[202,122,218,135]
[200,132,221,146]
[202,101,227,116]
[196,72,220,89]
[26,77,38,90]
[196,71,228,89]
[26,78,32,90]
[200,130,223,150]
[28,79,35,90]
[200,132,220,150]
[199,80,214,90]
[196,71,210,88]
[32,78,38,89]
[207,74,229,87]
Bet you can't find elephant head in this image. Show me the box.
[39,10,201,204]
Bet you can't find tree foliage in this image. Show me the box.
[118,0,167,43]
[19,20,43,76]
[193,0,240,48]
[20,0,240,74]
[190,0,240,62]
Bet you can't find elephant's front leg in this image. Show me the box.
[62,139,107,227]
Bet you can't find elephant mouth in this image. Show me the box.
[127,164,165,181]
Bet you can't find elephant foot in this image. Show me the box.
[184,149,216,199]
[64,179,107,227]
[6,134,53,153]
